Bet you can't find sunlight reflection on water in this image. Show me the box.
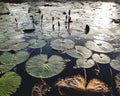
[93,2,118,28]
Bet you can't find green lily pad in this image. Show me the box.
[76,58,95,68]
[92,53,110,64]
[26,54,65,78]
[0,72,21,96]
[0,51,29,73]
[28,39,47,48]
[85,40,114,53]
[66,46,92,59]
[110,59,120,71]
[50,39,75,51]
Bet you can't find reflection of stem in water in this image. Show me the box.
[83,68,87,83]
[58,21,60,32]
[40,48,42,54]
[95,62,100,75]
[41,14,43,30]
[109,65,114,96]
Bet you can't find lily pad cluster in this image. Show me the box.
[26,54,65,78]
[0,72,21,96]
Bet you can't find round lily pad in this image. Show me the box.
[66,46,92,59]
[26,54,65,78]
[10,42,29,51]
[85,40,114,53]
[0,72,21,96]
[92,53,110,64]
[76,58,95,68]
[28,39,47,49]
[50,39,75,51]
[110,59,120,71]
[0,51,29,73]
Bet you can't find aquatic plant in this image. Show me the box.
[92,53,111,64]
[26,54,65,78]
[28,39,47,49]
[0,51,29,73]
[85,40,114,53]
[76,58,95,68]
[66,45,92,59]
[110,59,120,71]
[50,39,75,51]
[0,72,21,96]
[56,75,110,96]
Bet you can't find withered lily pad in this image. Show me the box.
[26,54,65,78]
[50,39,75,51]
[92,53,110,64]
[110,59,120,71]
[85,40,114,53]
[0,51,29,73]
[115,73,120,95]
[76,58,95,68]
[66,46,92,59]
[28,39,47,49]
[0,72,21,96]
[56,75,110,96]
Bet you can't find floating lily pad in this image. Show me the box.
[66,46,92,59]
[92,53,110,64]
[0,51,29,73]
[28,39,47,49]
[10,42,29,51]
[26,54,65,78]
[115,73,120,95]
[0,72,21,96]
[85,40,114,53]
[110,59,120,71]
[50,39,75,51]
[76,58,95,68]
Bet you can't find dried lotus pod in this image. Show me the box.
[32,80,51,96]
[115,73,120,95]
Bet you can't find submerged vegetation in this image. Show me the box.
[0,0,120,96]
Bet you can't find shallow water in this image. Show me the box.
[0,1,120,96]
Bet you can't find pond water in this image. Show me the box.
[0,0,120,96]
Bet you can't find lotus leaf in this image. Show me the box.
[0,72,21,96]
[10,42,29,51]
[66,46,92,59]
[0,51,29,73]
[85,40,114,53]
[110,59,120,71]
[92,53,110,64]
[76,58,95,68]
[28,39,47,49]
[26,54,65,78]
[50,39,75,51]
[115,73,120,95]
[93,34,115,41]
